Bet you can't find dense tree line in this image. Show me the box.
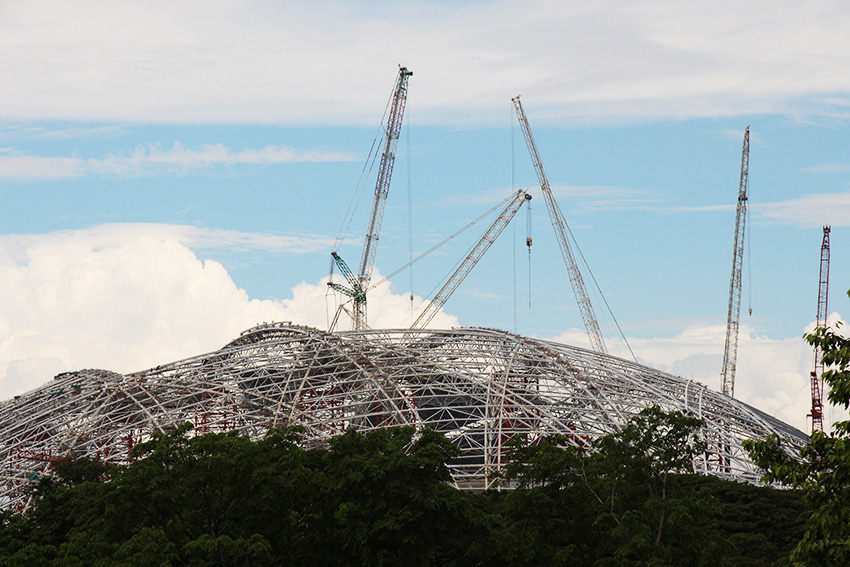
[1,409,805,566]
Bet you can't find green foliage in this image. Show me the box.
[0,411,806,566]
[676,474,805,566]
[320,427,468,566]
[0,425,475,566]
[744,288,850,566]
[499,406,711,566]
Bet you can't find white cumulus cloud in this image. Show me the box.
[548,319,842,434]
[0,224,457,400]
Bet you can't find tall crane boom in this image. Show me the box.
[329,67,412,331]
[511,96,607,354]
[720,126,750,398]
[410,190,532,330]
[809,225,831,433]
[354,66,413,328]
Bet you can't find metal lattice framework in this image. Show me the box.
[809,225,831,432]
[1,323,807,512]
[511,95,607,354]
[720,126,750,398]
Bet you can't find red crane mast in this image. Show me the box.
[809,225,831,433]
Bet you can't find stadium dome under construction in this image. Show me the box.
[1,322,807,512]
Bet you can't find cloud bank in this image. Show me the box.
[2,1,850,125]
[0,225,456,400]
[551,315,844,434]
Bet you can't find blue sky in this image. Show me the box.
[3,0,850,431]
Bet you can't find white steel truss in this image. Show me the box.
[1,324,807,511]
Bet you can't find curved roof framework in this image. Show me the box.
[1,323,807,511]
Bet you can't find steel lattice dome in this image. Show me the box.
[1,322,807,511]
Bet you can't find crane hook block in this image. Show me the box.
[526,237,533,248]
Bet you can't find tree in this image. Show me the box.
[0,415,808,566]
[0,425,477,566]
[499,406,711,566]
[316,426,473,567]
[745,289,850,565]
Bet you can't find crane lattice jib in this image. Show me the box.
[358,67,413,287]
[328,252,365,302]
[410,190,532,330]
[511,96,607,354]
[810,225,830,432]
[720,126,750,398]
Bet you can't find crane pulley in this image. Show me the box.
[511,95,607,354]
[409,190,532,330]
[720,126,750,398]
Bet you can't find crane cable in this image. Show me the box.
[333,80,397,253]
[367,194,515,293]
[526,198,532,308]
[512,104,518,332]
[565,221,637,363]
[407,103,414,314]
[334,134,380,252]
[396,194,522,327]
[747,191,753,316]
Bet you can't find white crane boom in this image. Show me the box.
[410,190,532,330]
[329,66,412,330]
[511,96,607,354]
[720,126,750,398]
[359,67,413,285]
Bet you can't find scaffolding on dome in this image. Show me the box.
[1,323,807,512]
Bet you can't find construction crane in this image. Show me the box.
[511,95,607,354]
[331,66,413,330]
[809,225,831,433]
[328,251,366,331]
[720,126,750,398]
[410,190,532,330]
